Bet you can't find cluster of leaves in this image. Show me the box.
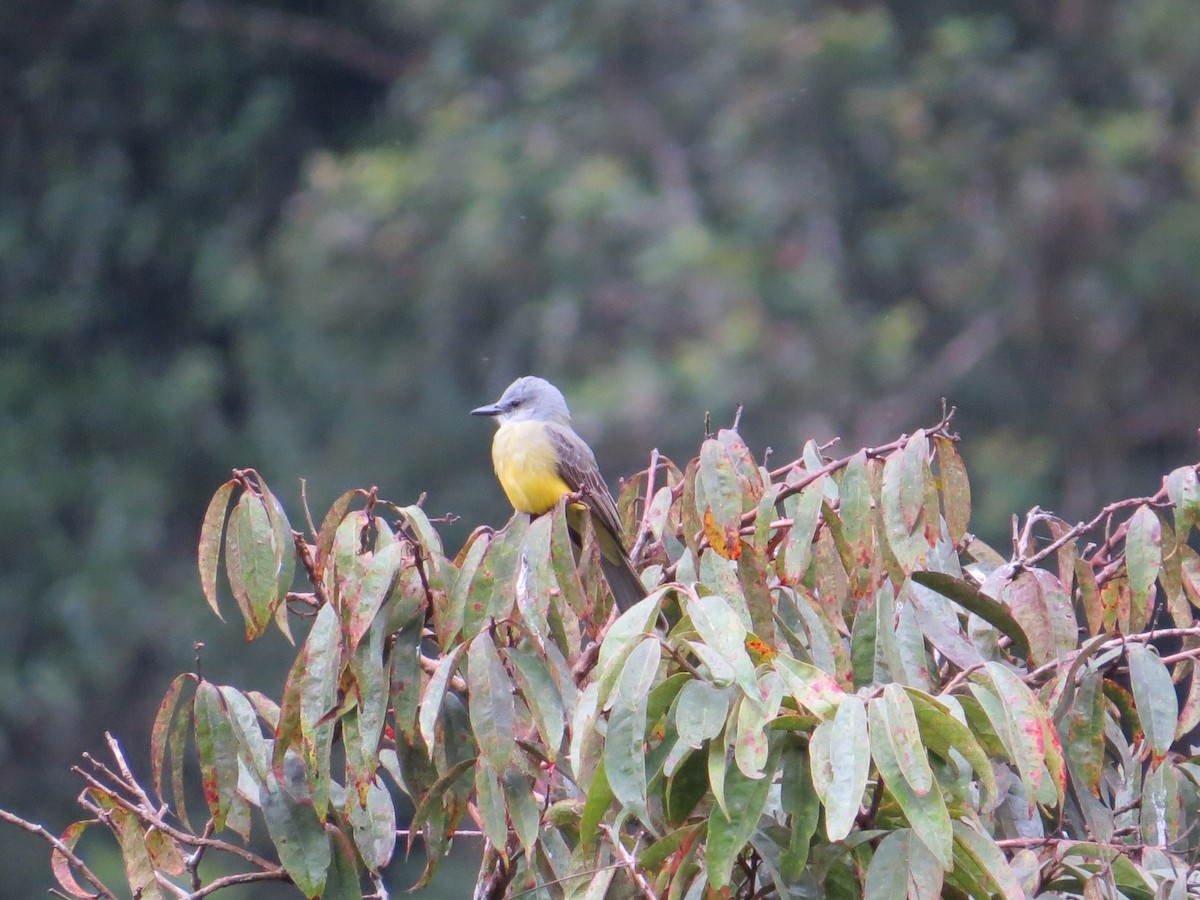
[19,415,1200,899]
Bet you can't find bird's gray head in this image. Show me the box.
[470,376,572,426]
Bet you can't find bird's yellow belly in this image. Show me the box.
[492,420,572,515]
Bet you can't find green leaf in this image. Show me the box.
[883,433,933,568]
[508,645,566,759]
[261,768,331,898]
[299,602,341,745]
[696,438,745,561]
[780,474,826,586]
[325,826,365,900]
[1125,505,1162,627]
[502,768,541,857]
[905,689,998,812]
[345,540,403,653]
[347,776,397,872]
[315,489,360,578]
[1127,643,1177,757]
[825,695,869,841]
[418,642,467,756]
[910,570,1031,661]
[773,655,844,720]
[869,697,952,870]
[952,819,1026,899]
[865,828,942,900]
[580,758,614,850]
[707,737,783,888]
[1167,465,1200,536]
[676,680,733,748]
[198,479,234,620]
[688,593,757,699]
[226,490,284,639]
[467,630,515,773]
[604,637,660,817]
[881,684,932,797]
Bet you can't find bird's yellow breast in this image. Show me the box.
[492,420,572,515]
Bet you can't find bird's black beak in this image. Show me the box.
[471,402,502,417]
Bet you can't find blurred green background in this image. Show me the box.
[3,0,1200,895]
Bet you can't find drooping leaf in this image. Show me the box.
[198,479,234,620]
[707,737,783,889]
[467,630,516,773]
[934,436,971,546]
[1125,505,1162,630]
[1127,643,1177,758]
[825,695,869,841]
[194,680,238,829]
[261,768,331,898]
[869,698,953,870]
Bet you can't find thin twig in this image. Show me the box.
[0,807,119,900]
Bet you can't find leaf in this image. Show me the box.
[348,776,397,872]
[978,663,1063,809]
[261,770,331,898]
[345,539,404,653]
[467,630,516,773]
[864,829,942,900]
[580,758,614,850]
[707,737,783,889]
[676,680,734,748]
[688,593,757,700]
[697,438,746,561]
[299,602,341,749]
[773,655,844,720]
[934,436,971,546]
[734,673,783,780]
[1167,465,1200,536]
[474,760,507,850]
[151,673,192,804]
[1127,643,1177,757]
[881,684,932,797]
[502,768,542,857]
[418,642,466,757]
[226,489,289,639]
[1125,505,1162,627]
[194,680,238,829]
[50,821,93,899]
[825,695,869,841]
[905,689,998,811]
[780,474,826,586]
[911,570,1031,661]
[952,819,1026,899]
[508,646,566,758]
[315,489,360,578]
[198,479,234,620]
[604,637,660,816]
[869,697,953,870]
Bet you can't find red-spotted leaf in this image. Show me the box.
[934,435,971,546]
[194,680,238,829]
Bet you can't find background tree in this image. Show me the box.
[4,0,1200,894]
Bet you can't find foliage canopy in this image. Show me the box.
[10,411,1200,899]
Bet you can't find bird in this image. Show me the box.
[471,376,646,613]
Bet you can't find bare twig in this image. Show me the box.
[601,825,659,899]
[0,807,119,900]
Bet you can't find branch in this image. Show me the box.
[1024,626,1200,686]
[177,0,414,83]
[0,807,119,900]
[601,825,659,900]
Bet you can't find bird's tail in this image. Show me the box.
[601,551,646,614]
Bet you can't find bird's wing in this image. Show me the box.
[546,423,627,543]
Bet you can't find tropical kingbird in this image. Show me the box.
[471,376,645,613]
